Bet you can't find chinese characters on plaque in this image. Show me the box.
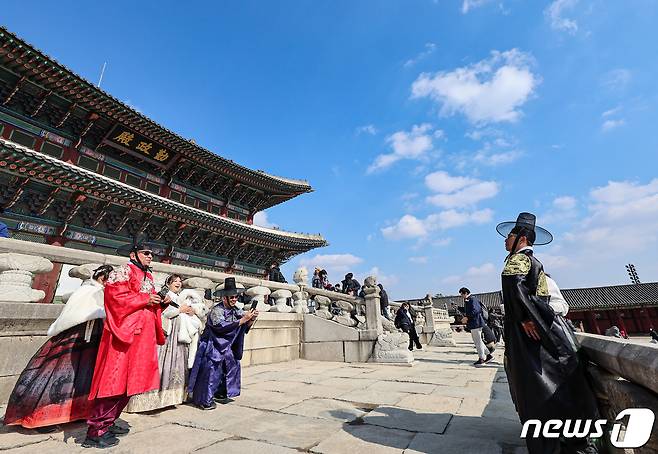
[105,125,174,165]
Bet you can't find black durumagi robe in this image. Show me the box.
[501,249,598,424]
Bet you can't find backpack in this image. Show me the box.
[481,304,489,322]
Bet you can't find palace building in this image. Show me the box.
[403,281,658,335]
[0,26,326,301]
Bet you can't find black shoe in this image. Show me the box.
[484,354,494,363]
[109,423,130,436]
[213,395,230,404]
[82,432,120,449]
[198,402,217,410]
[473,358,485,366]
[415,345,422,350]
[408,346,413,351]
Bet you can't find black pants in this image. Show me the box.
[403,325,422,350]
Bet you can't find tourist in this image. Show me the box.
[318,269,332,290]
[497,212,599,454]
[488,308,504,343]
[0,214,8,237]
[267,262,287,283]
[4,265,113,429]
[605,325,622,338]
[312,268,322,288]
[188,277,258,410]
[341,273,361,297]
[378,283,391,320]
[83,236,165,449]
[649,327,658,344]
[334,283,341,292]
[125,274,207,413]
[459,287,493,365]
[394,302,422,351]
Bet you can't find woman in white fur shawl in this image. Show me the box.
[126,274,207,412]
[4,265,113,429]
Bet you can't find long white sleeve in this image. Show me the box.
[546,276,569,316]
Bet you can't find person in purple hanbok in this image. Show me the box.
[187,277,258,410]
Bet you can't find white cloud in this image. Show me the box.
[461,0,494,14]
[382,209,493,239]
[544,0,579,34]
[426,180,499,208]
[411,49,539,124]
[542,195,578,225]
[601,119,625,132]
[367,124,437,173]
[425,171,477,193]
[601,69,632,92]
[473,148,523,166]
[253,212,277,229]
[442,262,497,287]
[299,254,364,276]
[404,42,437,68]
[553,196,577,211]
[409,256,429,264]
[540,178,658,286]
[602,107,622,118]
[356,124,378,135]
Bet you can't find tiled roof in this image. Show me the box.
[0,137,327,249]
[0,26,311,195]
[408,282,658,312]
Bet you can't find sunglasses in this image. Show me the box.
[138,250,154,257]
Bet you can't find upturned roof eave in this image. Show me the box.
[0,26,313,195]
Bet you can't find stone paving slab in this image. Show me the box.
[362,405,453,434]
[231,389,308,411]
[152,402,267,431]
[280,398,367,422]
[336,389,409,406]
[103,423,230,454]
[365,380,437,395]
[195,438,300,454]
[244,380,345,399]
[310,424,415,454]
[1,333,525,453]
[406,432,507,454]
[395,394,462,413]
[0,425,52,451]
[317,377,378,391]
[220,412,344,450]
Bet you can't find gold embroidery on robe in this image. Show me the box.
[502,253,531,276]
[537,271,549,297]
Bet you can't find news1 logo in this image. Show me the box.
[521,408,655,449]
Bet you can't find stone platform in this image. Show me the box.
[0,333,526,453]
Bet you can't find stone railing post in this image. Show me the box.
[362,276,383,336]
[423,305,435,332]
[0,253,53,303]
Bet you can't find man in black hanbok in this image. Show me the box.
[496,213,599,454]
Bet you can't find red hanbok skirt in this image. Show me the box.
[3,320,102,428]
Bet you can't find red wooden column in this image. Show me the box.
[32,236,66,303]
[613,310,628,334]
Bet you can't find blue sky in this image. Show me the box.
[5,0,658,299]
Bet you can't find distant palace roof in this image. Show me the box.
[0,26,312,197]
[399,281,658,312]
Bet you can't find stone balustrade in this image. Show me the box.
[576,333,658,453]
